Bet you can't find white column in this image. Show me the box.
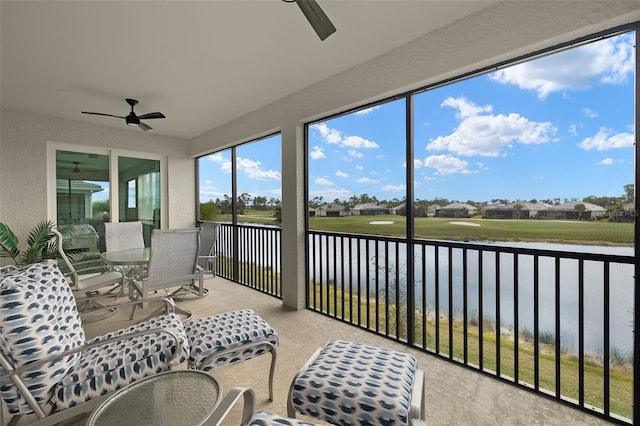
[280,122,306,310]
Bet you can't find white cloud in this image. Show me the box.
[355,165,364,170]
[209,154,280,180]
[315,177,334,186]
[236,157,281,181]
[490,34,634,99]
[568,124,578,137]
[206,153,226,163]
[382,184,406,192]
[312,123,342,144]
[578,127,634,151]
[599,158,614,165]
[335,170,349,178]
[427,97,556,157]
[442,96,492,118]
[348,149,364,159]
[582,108,598,118]
[308,188,352,201]
[310,146,326,159]
[341,135,379,149]
[311,123,379,149]
[357,177,379,183]
[424,154,473,175]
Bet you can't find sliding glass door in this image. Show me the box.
[52,146,164,252]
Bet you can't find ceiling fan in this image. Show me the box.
[283,0,336,41]
[82,98,166,131]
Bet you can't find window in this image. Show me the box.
[198,134,282,225]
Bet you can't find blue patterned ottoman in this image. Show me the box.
[287,339,425,426]
[184,309,279,400]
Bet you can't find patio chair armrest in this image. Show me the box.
[203,387,255,426]
[0,325,185,383]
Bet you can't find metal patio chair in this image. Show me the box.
[104,221,144,252]
[129,228,204,319]
[172,222,218,299]
[53,228,125,322]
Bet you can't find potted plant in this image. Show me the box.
[0,220,59,267]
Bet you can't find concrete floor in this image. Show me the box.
[5,275,615,425]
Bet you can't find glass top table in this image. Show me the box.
[87,370,221,426]
[100,247,150,267]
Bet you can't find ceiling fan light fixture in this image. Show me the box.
[125,114,140,127]
[291,0,336,41]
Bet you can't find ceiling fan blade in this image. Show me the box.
[138,121,152,132]
[295,0,336,41]
[82,112,125,119]
[137,112,166,120]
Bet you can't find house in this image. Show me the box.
[484,201,552,219]
[352,203,388,216]
[390,203,406,215]
[435,202,478,218]
[320,203,348,217]
[426,204,442,217]
[537,201,607,220]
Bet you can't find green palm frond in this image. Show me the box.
[0,222,20,262]
[0,220,59,266]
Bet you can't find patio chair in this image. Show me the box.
[53,228,125,322]
[197,221,219,274]
[0,262,189,426]
[104,221,146,294]
[104,221,144,252]
[129,228,203,319]
[172,222,218,299]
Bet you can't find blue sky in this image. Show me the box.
[200,31,635,205]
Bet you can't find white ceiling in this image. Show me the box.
[0,0,498,140]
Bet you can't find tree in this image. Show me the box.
[309,196,324,208]
[92,200,110,218]
[513,203,523,219]
[268,197,281,208]
[253,196,267,210]
[199,201,219,221]
[574,203,586,220]
[623,183,634,204]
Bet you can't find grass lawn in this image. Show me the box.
[212,209,278,225]
[309,215,634,246]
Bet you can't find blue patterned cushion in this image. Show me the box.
[185,309,278,370]
[54,312,189,409]
[0,263,85,415]
[248,411,318,425]
[291,339,417,426]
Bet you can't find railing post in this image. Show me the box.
[633,24,640,426]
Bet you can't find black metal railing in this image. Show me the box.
[209,221,634,422]
[213,222,281,298]
[307,230,635,423]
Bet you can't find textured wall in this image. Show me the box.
[0,109,195,255]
